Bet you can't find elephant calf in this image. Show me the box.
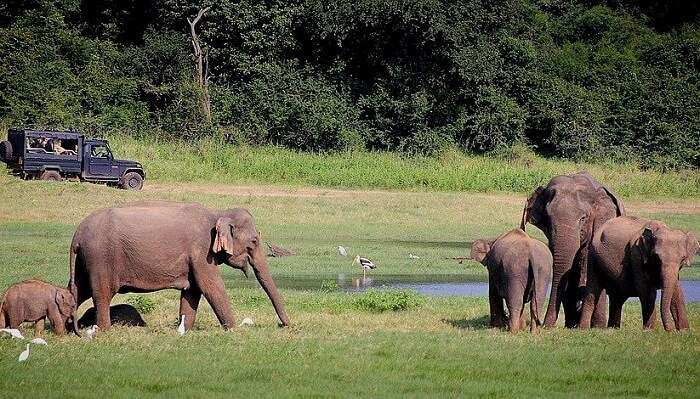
[0,279,77,336]
[581,216,698,331]
[471,229,552,332]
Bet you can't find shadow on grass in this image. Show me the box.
[442,315,491,330]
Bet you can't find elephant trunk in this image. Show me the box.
[250,246,290,326]
[660,267,678,331]
[544,225,579,328]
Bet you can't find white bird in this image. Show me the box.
[177,315,186,336]
[353,255,376,278]
[85,325,99,340]
[240,317,254,327]
[337,245,348,256]
[30,337,48,345]
[408,253,420,259]
[18,344,30,362]
[0,328,24,339]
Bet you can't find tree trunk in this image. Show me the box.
[188,7,212,124]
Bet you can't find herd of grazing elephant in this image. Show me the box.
[0,171,697,337]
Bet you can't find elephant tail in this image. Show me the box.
[68,234,81,337]
[0,292,6,328]
[529,261,542,328]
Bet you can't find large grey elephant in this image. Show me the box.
[471,229,552,333]
[520,171,625,328]
[68,201,290,332]
[580,217,698,331]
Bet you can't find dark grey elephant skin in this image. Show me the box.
[68,201,290,333]
[78,304,146,328]
[471,229,553,333]
[520,171,624,328]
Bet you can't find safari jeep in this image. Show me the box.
[0,128,145,190]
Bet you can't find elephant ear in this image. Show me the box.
[601,186,625,216]
[470,239,492,265]
[213,217,235,256]
[683,232,699,267]
[520,186,547,232]
[55,290,74,317]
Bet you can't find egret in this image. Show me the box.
[177,315,186,335]
[30,337,48,345]
[85,325,99,340]
[352,255,376,278]
[0,328,24,340]
[408,254,420,259]
[240,317,254,327]
[18,344,30,362]
[337,246,348,257]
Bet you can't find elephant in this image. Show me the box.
[78,304,146,328]
[580,217,698,331]
[68,201,290,332]
[520,171,625,328]
[470,229,553,333]
[0,279,78,336]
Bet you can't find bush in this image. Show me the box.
[353,290,423,313]
[126,295,156,315]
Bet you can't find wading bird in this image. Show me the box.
[240,317,254,327]
[0,328,24,340]
[177,315,186,335]
[408,254,420,259]
[85,325,99,340]
[18,344,30,362]
[337,246,348,257]
[30,337,48,345]
[353,255,376,278]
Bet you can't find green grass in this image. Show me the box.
[108,136,700,198]
[0,174,699,397]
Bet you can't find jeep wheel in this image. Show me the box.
[40,170,62,182]
[0,140,12,161]
[121,172,143,190]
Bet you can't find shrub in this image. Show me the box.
[126,295,156,315]
[353,290,423,313]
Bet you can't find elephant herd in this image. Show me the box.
[0,171,697,336]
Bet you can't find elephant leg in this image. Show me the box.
[34,318,45,336]
[670,281,689,331]
[92,289,114,331]
[47,307,66,336]
[607,295,625,328]
[179,287,202,331]
[591,289,607,328]
[563,271,581,328]
[192,263,235,329]
[488,283,507,329]
[506,289,525,333]
[579,274,602,329]
[639,290,657,330]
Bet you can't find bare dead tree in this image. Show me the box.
[187,6,212,123]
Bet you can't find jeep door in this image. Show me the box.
[88,144,113,176]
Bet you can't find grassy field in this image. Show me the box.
[108,136,700,198]
[0,173,699,397]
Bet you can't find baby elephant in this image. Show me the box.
[0,279,77,336]
[581,216,698,331]
[471,229,553,332]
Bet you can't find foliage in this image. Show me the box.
[126,295,156,315]
[320,280,339,293]
[0,1,698,168]
[353,289,423,312]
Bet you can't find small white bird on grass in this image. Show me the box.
[240,317,254,327]
[337,246,348,257]
[352,255,376,278]
[18,344,30,362]
[0,328,25,340]
[30,337,48,346]
[177,315,186,336]
[408,254,420,259]
[85,325,99,340]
